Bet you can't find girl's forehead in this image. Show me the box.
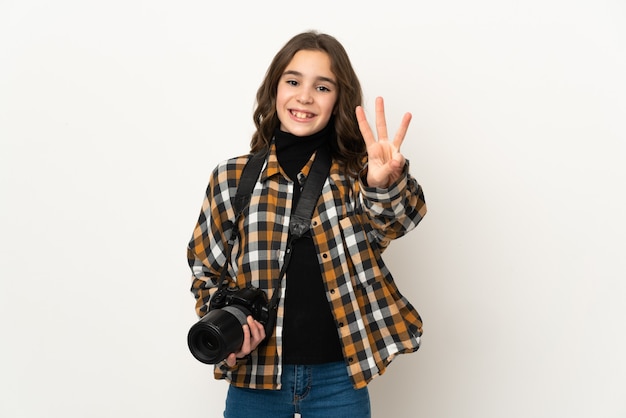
[284,50,334,76]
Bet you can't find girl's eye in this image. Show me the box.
[317,85,331,92]
[286,80,298,86]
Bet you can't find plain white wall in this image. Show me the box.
[1,1,625,417]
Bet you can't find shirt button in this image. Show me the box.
[348,357,354,363]
[322,253,328,259]
[338,322,344,327]
[330,289,335,294]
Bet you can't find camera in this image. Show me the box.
[187,286,271,364]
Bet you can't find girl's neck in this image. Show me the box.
[274,123,334,180]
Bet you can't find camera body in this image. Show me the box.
[208,286,270,324]
[187,286,270,364]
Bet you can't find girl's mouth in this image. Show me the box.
[290,110,315,119]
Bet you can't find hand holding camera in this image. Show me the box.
[224,315,266,367]
[187,286,272,364]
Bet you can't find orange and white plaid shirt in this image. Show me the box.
[188,143,427,390]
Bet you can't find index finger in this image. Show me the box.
[248,316,265,342]
[355,105,376,147]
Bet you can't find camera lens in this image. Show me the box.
[199,332,219,351]
[187,306,251,364]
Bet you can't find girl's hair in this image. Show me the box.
[250,31,366,177]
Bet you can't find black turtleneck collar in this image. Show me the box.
[274,122,335,181]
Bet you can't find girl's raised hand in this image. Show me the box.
[356,96,412,188]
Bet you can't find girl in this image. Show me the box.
[188,30,427,418]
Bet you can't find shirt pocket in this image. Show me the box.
[339,214,383,289]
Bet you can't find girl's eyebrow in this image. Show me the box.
[282,70,337,86]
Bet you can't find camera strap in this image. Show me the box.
[217,144,332,335]
[267,145,331,328]
[287,144,331,239]
[215,148,269,290]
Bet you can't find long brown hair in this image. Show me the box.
[250,31,366,177]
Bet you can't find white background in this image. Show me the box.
[1,1,625,417]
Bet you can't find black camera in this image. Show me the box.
[187,286,270,364]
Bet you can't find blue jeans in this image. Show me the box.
[224,361,371,418]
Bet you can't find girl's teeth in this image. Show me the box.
[293,111,311,118]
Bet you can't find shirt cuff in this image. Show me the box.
[359,161,410,202]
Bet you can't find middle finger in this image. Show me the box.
[375,97,389,141]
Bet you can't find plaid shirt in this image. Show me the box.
[188,143,427,390]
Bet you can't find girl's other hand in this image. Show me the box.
[356,96,412,188]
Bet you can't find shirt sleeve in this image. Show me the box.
[357,160,427,248]
[187,161,237,318]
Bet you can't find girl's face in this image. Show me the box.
[276,49,338,137]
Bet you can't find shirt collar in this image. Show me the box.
[261,140,316,183]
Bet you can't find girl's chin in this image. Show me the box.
[280,125,320,137]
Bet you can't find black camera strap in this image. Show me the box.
[267,145,331,332]
[215,148,268,290]
[217,145,332,335]
[233,149,268,217]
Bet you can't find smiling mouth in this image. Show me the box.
[290,110,315,119]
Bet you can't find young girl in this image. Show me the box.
[188,30,427,418]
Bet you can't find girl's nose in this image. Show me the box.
[297,89,313,104]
